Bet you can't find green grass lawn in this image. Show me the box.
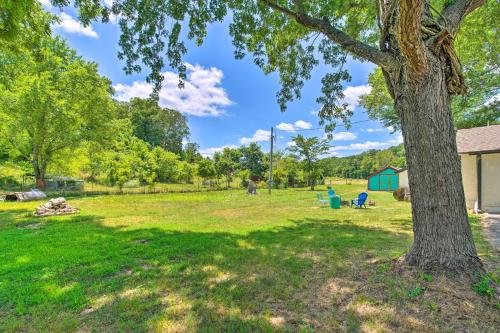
[0,184,498,332]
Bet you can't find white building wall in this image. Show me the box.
[398,170,409,189]
[482,153,500,213]
[403,153,498,213]
[460,154,477,210]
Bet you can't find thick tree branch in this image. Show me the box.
[397,0,428,79]
[258,0,397,70]
[441,0,486,35]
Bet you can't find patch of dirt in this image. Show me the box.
[17,223,43,229]
[80,307,95,315]
[269,315,285,328]
[134,239,149,244]
[117,268,133,277]
[262,256,499,332]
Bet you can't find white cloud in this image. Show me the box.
[114,63,233,117]
[294,120,312,129]
[365,128,384,133]
[38,0,52,7]
[275,120,312,131]
[330,141,389,152]
[200,145,238,157]
[388,133,404,145]
[342,84,372,111]
[287,141,297,147]
[329,133,403,154]
[54,13,99,38]
[386,125,395,133]
[102,0,121,24]
[330,131,357,141]
[276,123,296,131]
[239,129,271,145]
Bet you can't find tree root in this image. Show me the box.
[399,252,485,279]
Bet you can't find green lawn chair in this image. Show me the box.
[316,193,328,205]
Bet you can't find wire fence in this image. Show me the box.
[0,181,239,199]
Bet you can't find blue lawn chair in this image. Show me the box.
[351,192,368,208]
[316,193,328,205]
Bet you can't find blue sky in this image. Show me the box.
[42,1,402,157]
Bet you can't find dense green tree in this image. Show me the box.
[0,1,52,49]
[183,142,202,163]
[177,161,195,183]
[152,147,180,183]
[197,158,217,184]
[319,144,407,179]
[214,148,242,188]
[287,135,330,190]
[129,137,157,186]
[239,142,266,178]
[0,36,115,186]
[118,98,189,155]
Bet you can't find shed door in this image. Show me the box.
[389,175,399,190]
[379,175,389,190]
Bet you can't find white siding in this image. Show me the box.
[460,154,477,210]
[482,153,500,213]
[398,170,409,189]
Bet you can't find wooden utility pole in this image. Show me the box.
[268,127,274,195]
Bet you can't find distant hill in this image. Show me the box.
[318,144,406,179]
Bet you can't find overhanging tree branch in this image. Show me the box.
[441,0,486,35]
[258,0,397,70]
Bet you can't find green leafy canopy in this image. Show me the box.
[39,0,385,131]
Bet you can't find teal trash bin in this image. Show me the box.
[329,195,341,209]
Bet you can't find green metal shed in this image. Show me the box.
[367,166,401,191]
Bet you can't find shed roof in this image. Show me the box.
[456,125,500,154]
[366,166,401,178]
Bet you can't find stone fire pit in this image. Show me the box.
[34,197,78,217]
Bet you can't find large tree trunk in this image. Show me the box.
[394,55,482,273]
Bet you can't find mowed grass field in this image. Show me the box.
[0,184,498,332]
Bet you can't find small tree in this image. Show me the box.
[197,158,216,186]
[183,142,202,164]
[239,142,265,178]
[214,148,242,188]
[178,161,195,184]
[287,135,330,190]
[152,147,180,183]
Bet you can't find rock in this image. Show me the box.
[247,180,257,195]
[34,197,78,217]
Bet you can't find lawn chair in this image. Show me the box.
[316,193,329,205]
[351,192,368,208]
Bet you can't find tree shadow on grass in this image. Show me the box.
[1,209,493,332]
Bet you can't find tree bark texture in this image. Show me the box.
[392,52,482,273]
